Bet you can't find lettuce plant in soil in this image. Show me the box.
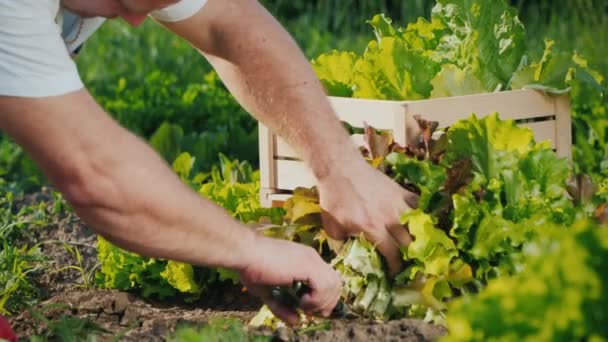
[93,0,607,339]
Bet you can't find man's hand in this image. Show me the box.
[239,235,342,325]
[160,0,419,276]
[318,159,418,276]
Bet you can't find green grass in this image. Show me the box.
[168,319,270,342]
[28,306,111,342]
[0,192,53,315]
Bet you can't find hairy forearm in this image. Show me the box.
[0,91,255,270]
[163,0,363,180]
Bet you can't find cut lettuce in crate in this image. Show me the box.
[357,113,583,321]
[310,0,606,182]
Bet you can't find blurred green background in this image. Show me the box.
[0,0,606,192]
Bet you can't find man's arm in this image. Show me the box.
[0,91,251,268]
[160,0,359,181]
[160,0,416,275]
[0,90,341,323]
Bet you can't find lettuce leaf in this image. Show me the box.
[444,113,534,180]
[386,153,447,211]
[95,236,176,299]
[331,238,391,319]
[160,261,202,296]
[401,210,457,278]
[432,0,527,91]
[311,51,359,97]
[430,64,486,98]
[442,219,608,341]
[352,37,441,100]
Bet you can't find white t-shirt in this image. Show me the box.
[0,0,208,98]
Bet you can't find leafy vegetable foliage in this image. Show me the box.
[261,113,605,329]
[312,0,528,100]
[95,153,283,299]
[442,218,608,342]
[311,0,606,180]
[94,111,606,341]
[169,319,270,342]
[0,192,62,315]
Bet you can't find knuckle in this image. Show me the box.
[320,309,332,318]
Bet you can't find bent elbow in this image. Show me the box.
[53,163,120,210]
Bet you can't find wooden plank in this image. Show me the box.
[269,120,558,195]
[404,89,556,128]
[393,103,408,145]
[328,96,405,130]
[259,188,275,208]
[554,96,573,160]
[521,120,557,148]
[276,119,558,159]
[275,159,316,190]
[260,89,573,207]
[258,124,277,197]
[276,134,367,159]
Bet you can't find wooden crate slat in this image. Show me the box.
[404,89,556,128]
[328,96,405,130]
[521,119,557,148]
[554,96,573,159]
[276,134,367,159]
[275,159,316,190]
[258,124,276,194]
[259,89,572,207]
[271,120,558,193]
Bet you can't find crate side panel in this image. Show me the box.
[275,160,316,190]
[258,123,276,190]
[521,120,557,148]
[329,96,405,130]
[554,96,573,160]
[405,90,556,128]
[276,134,367,159]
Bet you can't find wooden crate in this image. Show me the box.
[258,89,572,207]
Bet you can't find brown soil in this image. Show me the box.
[12,188,99,299]
[8,190,447,341]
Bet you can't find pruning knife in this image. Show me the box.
[271,281,358,319]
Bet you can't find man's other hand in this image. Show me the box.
[318,159,418,277]
[239,235,342,325]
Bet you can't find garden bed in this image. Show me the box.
[7,190,445,341]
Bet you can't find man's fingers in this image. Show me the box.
[298,269,342,317]
[299,290,340,318]
[321,211,348,240]
[387,200,414,247]
[244,283,300,326]
[367,228,403,276]
[265,299,300,326]
[403,189,419,209]
[387,222,412,247]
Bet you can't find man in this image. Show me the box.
[0,0,415,325]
